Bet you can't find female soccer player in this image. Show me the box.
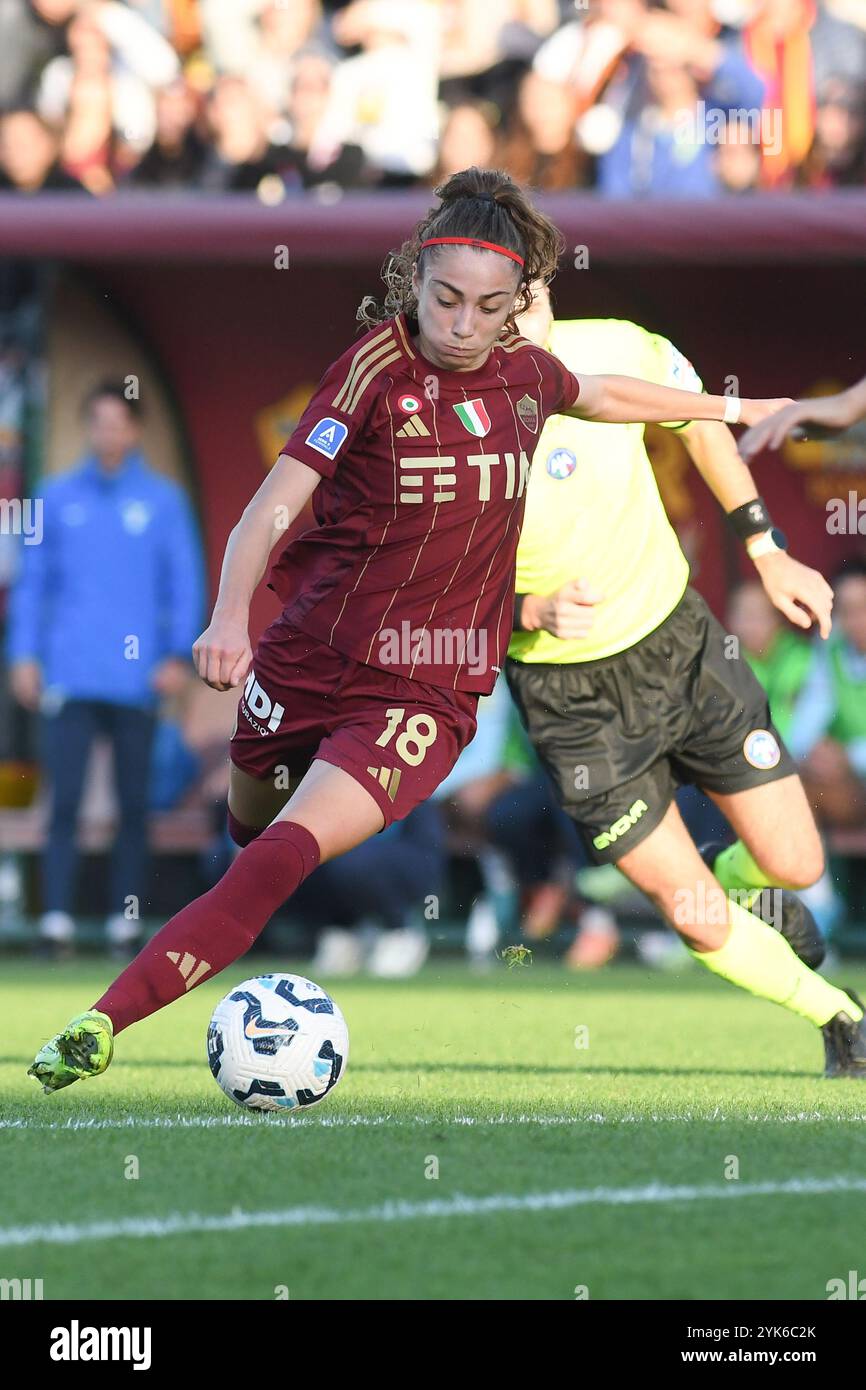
[29,166,792,1093]
[506,283,864,1077]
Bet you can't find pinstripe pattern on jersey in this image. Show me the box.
[331,325,397,413]
[446,351,529,686]
[393,313,417,360]
[405,343,524,688]
[355,389,402,662]
[362,367,447,674]
[484,351,547,675]
[328,382,403,652]
[344,348,403,415]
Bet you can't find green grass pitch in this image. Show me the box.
[2,956,866,1301]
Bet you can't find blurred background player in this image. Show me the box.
[5,380,205,956]
[788,558,866,833]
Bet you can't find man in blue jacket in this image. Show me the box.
[6,381,205,955]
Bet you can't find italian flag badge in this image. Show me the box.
[453,398,491,437]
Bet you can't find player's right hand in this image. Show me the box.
[192,615,252,691]
[535,579,604,639]
[9,659,42,711]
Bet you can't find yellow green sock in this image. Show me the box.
[712,840,774,909]
[689,900,862,1028]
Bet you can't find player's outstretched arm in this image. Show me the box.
[563,374,792,428]
[738,374,866,461]
[193,455,321,692]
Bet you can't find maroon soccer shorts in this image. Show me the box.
[229,613,479,828]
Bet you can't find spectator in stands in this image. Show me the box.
[532,0,765,193]
[729,574,845,937]
[0,106,87,192]
[438,0,559,119]
[431,100,500,185]
[484,711,588,947]
[743,0,866,188]
[198,0,329,81]
[632,1,766,115]
[789,557,866,831]
[5,381,205,956]
[197,74,275,193]
[727,580,815,742]
[0,0,77,111]
[307,0,440,186]
[55,50,118,193]
[592,0,766,197]
[133,0,202,58]
[824,0,866,31]
[433,677,600,966]
[3,0,864,199]
[597,51,722,197]
[502,69,586,189]
[531,0,648,139]
[245,0,331,120]
[270,48,365,193]
[129,74,207,188]
[36,2,181,164]
[296,801,447,977]
[800,75,866,189]
[715,112,763,194]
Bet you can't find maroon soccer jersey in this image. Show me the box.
[268,310,579,694]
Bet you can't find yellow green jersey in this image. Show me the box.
[508,318,700,666]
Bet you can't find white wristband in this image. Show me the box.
[722,396,742,425]
[746,529,782,560]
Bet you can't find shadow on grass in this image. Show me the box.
[1,1056,822,1080]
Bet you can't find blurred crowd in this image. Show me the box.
[1,0,865,200]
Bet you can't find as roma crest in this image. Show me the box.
[516,393,539,433]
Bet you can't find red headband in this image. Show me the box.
[419,236,525,267]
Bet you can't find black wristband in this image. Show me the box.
[727,497,774,541]
[514,594,528,631]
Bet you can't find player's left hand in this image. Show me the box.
[151,657,192,697]
[752,551,833,639]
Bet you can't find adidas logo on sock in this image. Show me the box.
[167,951,211,990]
[396,414,430,438]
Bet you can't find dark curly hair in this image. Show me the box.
[356,166,563,334]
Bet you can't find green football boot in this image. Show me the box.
[27,1009,114,1094]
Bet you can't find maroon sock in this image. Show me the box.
[94,821,320,1034]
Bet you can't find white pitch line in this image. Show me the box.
[1,1106,866,1128]
[2,1110,866,1132]
[1,1176,865,1249]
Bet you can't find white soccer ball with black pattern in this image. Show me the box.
[207,973,349,1112]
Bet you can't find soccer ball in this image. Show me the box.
[207,973,349,1112]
